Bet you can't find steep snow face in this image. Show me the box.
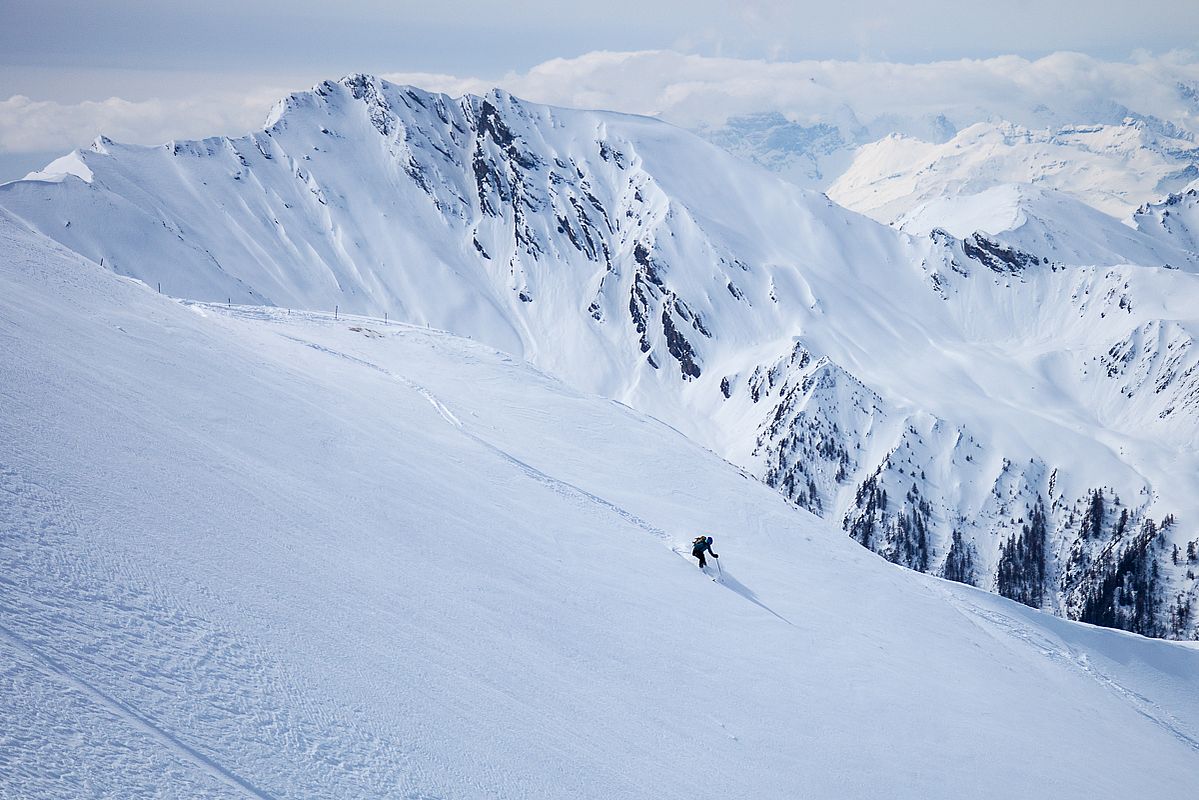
[3,75,1199,640]
[829,119,1199,222]
[3,210,1199,798]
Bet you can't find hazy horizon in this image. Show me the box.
[2,1,1197,181]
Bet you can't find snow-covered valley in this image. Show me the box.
[3,206,1199,797]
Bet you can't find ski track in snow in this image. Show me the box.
[0,458,423,798]
[0,462,254,798]
[932,580,1199,754]
[276,322,680,549]
[0,622,275,800]
[268,310,796,625]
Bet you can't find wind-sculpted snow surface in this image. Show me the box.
[3,75,1199,639]
[3,210,1199,797]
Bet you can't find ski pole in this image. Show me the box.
[715,557,722,578]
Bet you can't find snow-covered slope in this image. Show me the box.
[896,183,1199,270]
[3,209,1199,798]
[3,75,1199,641]
[829,119,1199,222]
[1135,187,1199,260]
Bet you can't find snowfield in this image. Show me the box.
[3,208,1199,797]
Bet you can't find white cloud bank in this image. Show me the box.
[0,89,286,160]
[385,50,1199,133]
[4,50,1198,162]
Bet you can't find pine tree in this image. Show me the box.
[942,530,976,586]
[1079,519,1164,636]
[997,499,1047,608]
[1079,489,1105,540]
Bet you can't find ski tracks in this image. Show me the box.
[0,461,416,798]
[0,462,262,797]
[934,582,1199,754]
[0,621,275,800]
[413,377,681,551]
[285,334,678,548]
[381,358,794,625]
[281,331,808,629]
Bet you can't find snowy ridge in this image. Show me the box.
[3,75,1199,639]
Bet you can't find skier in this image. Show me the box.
[691,535,718,569]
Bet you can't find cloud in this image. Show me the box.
[5,50,1199,163]
[0,88,286,158]
[438,50,1199,131]
[385,50,1199,135]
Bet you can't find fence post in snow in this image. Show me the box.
[335,305,338,320]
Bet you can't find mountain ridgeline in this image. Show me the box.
[4,75,1198,639]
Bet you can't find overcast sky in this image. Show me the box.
[2,0,1198,179]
